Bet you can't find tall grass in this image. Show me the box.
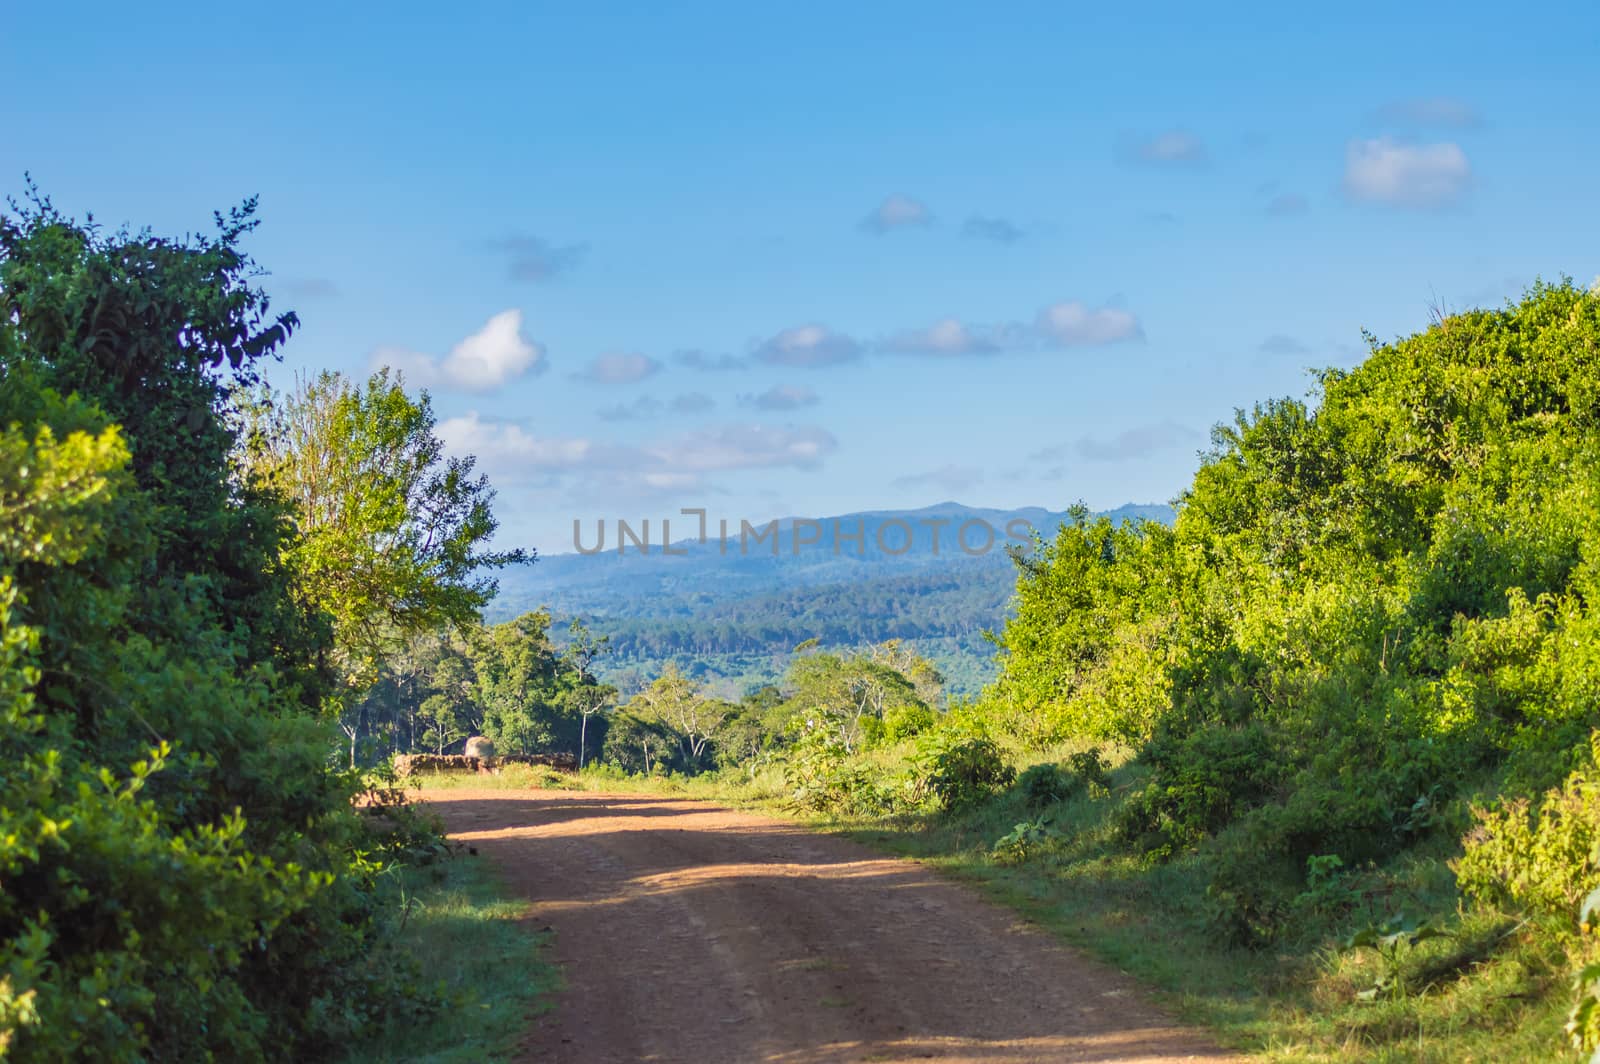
[344,855,559,1063]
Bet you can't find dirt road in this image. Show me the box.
[425,790,1240,1064]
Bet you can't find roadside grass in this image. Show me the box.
[394,754,1584,1059]
[344,853,559,1063]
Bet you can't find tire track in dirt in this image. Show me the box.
[425,790,1243,1064]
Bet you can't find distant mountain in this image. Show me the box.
[487,501,1174,698]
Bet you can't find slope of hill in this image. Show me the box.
[487,501,1174,697]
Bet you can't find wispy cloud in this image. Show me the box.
[1125,130,1208,166]
[596,397,663,422]
[572,351,662,385]
[1258,334,1309,356]
[371,309,546,393]
[649,423,836,472]
[674,349,748,372]
[489,235,588,282]
[1372,97,1482,129]
[892,464,985,493]
[961,215,1026,243]
[1034,302,1143,347]
[1343,138,1470,208]
[742,384,819,411]
[596,392,718,421]
[859,195,933,234]
[882,318,1002,356]
[438,414,837,485]
[1075,420,1200,462]
[671,392,716,414]
[755,324,863,367]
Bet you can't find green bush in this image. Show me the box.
[882,701,936,742]
[1016,763,1080,808]
[925,736,1015,813]
[1456,736,1600,919]
[991,817,1057,865]
[1067,747,1113,797]
[1118,723,1284,859]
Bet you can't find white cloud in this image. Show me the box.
[742,384,819,411]
[1129,130,1207,165]
[754,324,862,367]
[860,195,933,234]
[649,423,836,472]
[1034,302,1143,347]
[438,414,836,487]
[573,351,662,385]
[437,413,622,475]
[882,317,1002,356]
[595,396,663,422]
[372,309,546,393]
[1343,138,1470,208]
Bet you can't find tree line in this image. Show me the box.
[0,189,521,1059]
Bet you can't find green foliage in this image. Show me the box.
[1568,960,1600,1057]
[1117,724,1284,860]
[973,280,1600,895]
[881,699,936,742]
[1066,748,1113,797]
[243,368,527,765]
[0,191,463,1059]
[1456,735,1600,919]
[990,817,1057,865]
[1343,916,1453,1001]
[923,735,1015,813]
[1016,763,1080,808]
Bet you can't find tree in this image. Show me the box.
[470,610,566,755]
[782,649,925,753]
[627,664,732,767]
[244,368,526,763]
[561,619,615,769]
[0,189,431,1059]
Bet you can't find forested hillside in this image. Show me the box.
[489,502,1172,697]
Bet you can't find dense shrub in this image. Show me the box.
[1118,723,1285,859]
[984,280,1600,873]
[1066,748,1113,796]
[0,195,444,1059]
[882,700,937,742]
[1016,763,1080,808]
[924,736,1015,812]
[1456,735,1600,919]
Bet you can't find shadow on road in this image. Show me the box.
[424,790,1239,1064]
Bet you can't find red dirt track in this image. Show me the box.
[425,790,1242,1064]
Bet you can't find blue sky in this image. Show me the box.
[6,2,1599,554]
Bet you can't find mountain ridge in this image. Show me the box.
[489,501,1175,697]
